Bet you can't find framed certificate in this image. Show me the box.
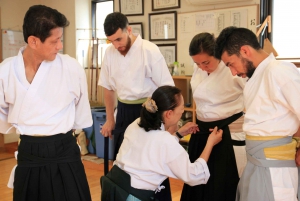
[152,0,180,11]
[157,43,177,64]
[149,11,177,41]
[129,22,144,38]
[119,0,144,16]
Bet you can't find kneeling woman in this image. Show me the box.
[101,86,223,201]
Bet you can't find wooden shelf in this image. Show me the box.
[172,76,196,126]
[172,75,196,142]
[172,75,192,79]
[184,107,194,112]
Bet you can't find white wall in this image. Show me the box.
[0,0,40,31]
[0,0,91,59]
[114,0,260,44]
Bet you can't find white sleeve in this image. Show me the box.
[73,66,93,129]
[150,55,175,87]
[0,79,13,133]
[173,135,180,142]
[98,49,113,90]
[280,80,300,120]
[235,76,247,90]
[273,65,300,120]
[166,150,210,186]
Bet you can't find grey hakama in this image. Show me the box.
[236,136,297,201]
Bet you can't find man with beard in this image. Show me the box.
[98,12,174,201]
[215,26,300,201]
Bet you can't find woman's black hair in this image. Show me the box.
[138,85,181,131]
[189,32,216,57]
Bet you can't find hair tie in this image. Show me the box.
[142,97,158,113]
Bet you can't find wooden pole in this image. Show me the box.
[90,37,94,101]
[95,38,99,102]
[85,40,91,101]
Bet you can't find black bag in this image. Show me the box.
[100,165,157,201]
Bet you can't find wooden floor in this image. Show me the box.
[0,143,184,201]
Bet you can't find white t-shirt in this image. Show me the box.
[190,61,245,122]
[98,34,174,101]
[114,118,210,191]
[0,47,92,135]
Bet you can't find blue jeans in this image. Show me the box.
[126,194,141,201]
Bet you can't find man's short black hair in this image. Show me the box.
[104,12,128,36]
[215,26,261,59]
[23,5,69,43]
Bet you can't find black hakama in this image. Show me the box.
[13,130,91,201]
[180,112,242,201]
[113,100,172,201]
[113,101,143,160]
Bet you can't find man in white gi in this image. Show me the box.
[0,5,92,201]
[98,12,174,200]
[215,26,300,201]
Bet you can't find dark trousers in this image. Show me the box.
[14,131,91,201]
[113,101,143,160]
[181,112,242,201]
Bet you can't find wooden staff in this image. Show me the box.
[85,39,91,101]
[90,37,94,101]
[95,38,99,102]
[100,45,104,103]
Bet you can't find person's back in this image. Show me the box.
[116,118,189,189]
[101,85,223,201]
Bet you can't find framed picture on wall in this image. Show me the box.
[152,0,180,11]
[157,43,177,65]
[149,11,177,41]
[129,22,144,38]
[119,0,144,16]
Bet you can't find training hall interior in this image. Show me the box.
[0,0,300,200]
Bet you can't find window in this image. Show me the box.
[92,0,113,67]
[271,0,300,59]
[95,1,114,39]
[85,0,113,102]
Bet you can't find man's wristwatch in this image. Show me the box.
[176,131,184,139]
